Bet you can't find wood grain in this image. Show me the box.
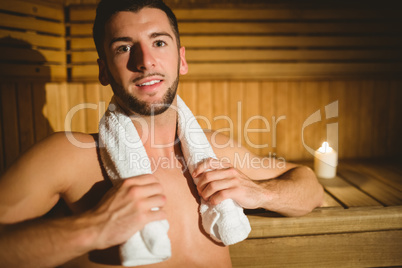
[0,83,20,168]
[0,0,64,21]
[230,230,402,268]
[338,167,402,206]
[16,82,35,153]
[246,206,402,238]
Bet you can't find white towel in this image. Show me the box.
[98,95,251,266]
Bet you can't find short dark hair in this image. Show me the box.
[93,0,180,59]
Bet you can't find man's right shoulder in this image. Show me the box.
[27,131,98,162]
[1,131,99,191]
[0,132,100,223]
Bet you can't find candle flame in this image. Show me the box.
[318,141,332,153]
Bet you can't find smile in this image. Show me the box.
[138,80,161,86]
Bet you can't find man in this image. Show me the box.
[0,0,324,267]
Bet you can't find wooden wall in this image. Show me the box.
[1,0,402,174]
[68,4,402,80]
[0,0,66,80]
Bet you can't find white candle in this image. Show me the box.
[314,142,338,179]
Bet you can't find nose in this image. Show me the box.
[128,43,156,72]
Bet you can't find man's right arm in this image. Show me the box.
[0,133,167,267]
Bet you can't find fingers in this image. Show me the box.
[123,176,167,214]
[196,167,232,191]
[199,177,236,204]
[91,174,168,249]
[195,167,242,204]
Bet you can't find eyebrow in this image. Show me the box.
[150,31,173,40]
[109,37,133,48]
[108,32,174,48]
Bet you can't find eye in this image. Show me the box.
[154,40,166,47]
[116,45,131,54]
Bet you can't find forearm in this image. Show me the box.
[0,214,97,268]
[258,166,324,216]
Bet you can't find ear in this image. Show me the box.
[179,46,188,75]
[97,58,110,86]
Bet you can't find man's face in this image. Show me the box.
[98,8,188,115]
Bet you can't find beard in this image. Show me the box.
[108,70,179,116]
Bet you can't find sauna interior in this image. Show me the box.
[0,0,401,266]
[1,0,401,171]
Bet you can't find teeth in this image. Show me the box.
[140,80,161,86]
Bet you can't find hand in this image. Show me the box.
[89,174,167,250]
[192,158,268,209]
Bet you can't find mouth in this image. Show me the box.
[137,79,162,87]
[134,77,164,95]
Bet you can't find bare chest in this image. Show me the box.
[62,150,230,267]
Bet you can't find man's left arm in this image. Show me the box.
[195,132,324,217]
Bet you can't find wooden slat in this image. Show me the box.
[334,81,348,158]
[46,83,63,131]
[186,63,402,78]
[70,35,402,50]
[318,176,382,208]
[373,80,390,157]
[0,83,20,168]
[181,21,402,34]
[178,81,197,114]
[344,161,402,192]
[70,21,402,36]
[70,49,402,64]
[274,81,288,159]
[66,84,86,133]
[211,81,230,144]
[321,80,337,150]
[388,80,402,157]
[0,0,63,21]
[99,84,113,105]
[186,49,402,62]
[84,83,101,133]
[0,29,65,49]
[70,63,402,81]
[0,84,4,174]
[196,81,213,130]
[338,167,402,206]
[322,192,342,208]
[301,81,321,160]
[246,206,402,238]
[69,7,402,22]
[358,80,375,158]
[0,13,65,35]
[287,81,304,160]
[182,35,402,48]
[243,82,260,155]
[228,81,244,148]
[259,81,275,157]
[69,6,96,22]
[230,229,402,268]
[377,160,402,176]
[16,83,35,153]
[174,9,402,20]
[0,63,66,81]
[32,83,52,142]
[0,47,66,64]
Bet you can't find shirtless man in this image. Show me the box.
[0,0,324,267]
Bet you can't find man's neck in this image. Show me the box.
[131,100,178,158]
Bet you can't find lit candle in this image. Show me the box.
[314,142,338,179]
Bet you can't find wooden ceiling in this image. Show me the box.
[19,0,402,8]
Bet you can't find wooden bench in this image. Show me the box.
[230,159,402,267]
